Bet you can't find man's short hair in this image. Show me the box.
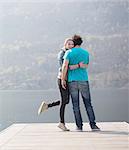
[72,34,83,46]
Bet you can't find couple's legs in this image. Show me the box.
[47,100,67,123]
[69,81,96,129]
[47,99,67,123]
[48,100,60,108]
[38,78,69,125]
[38,100,60,115]
[69,82,83,129]
[79,81,96,127]
[57,79,70,131]
[58,79,69,123]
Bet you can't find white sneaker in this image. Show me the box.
[58,123,70,131]
[38,101,48,115]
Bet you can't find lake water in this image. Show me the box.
[0,89,128,132]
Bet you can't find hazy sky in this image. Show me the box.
[0,0,128,3]
[0,0,128,90]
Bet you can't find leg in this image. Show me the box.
[57,79,70,131]
[58,79,69,123]
[69,81,83,129]
[79,81,96,127]
[60,103,66,123]
[48,100,60,108]
[38,99,60,115]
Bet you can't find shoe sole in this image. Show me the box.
[92,129,100,131]
[58,125,70,131]
[76,130,83,132]
[38,101,46,115]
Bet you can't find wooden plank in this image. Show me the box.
[0,124,27,147]
[0,122,128,150]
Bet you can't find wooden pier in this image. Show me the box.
[0,122,128,150]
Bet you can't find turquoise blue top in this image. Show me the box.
[63,47,89,82]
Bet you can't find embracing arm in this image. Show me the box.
[69,62,88,70]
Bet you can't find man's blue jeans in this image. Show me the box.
[69,81,96,129]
